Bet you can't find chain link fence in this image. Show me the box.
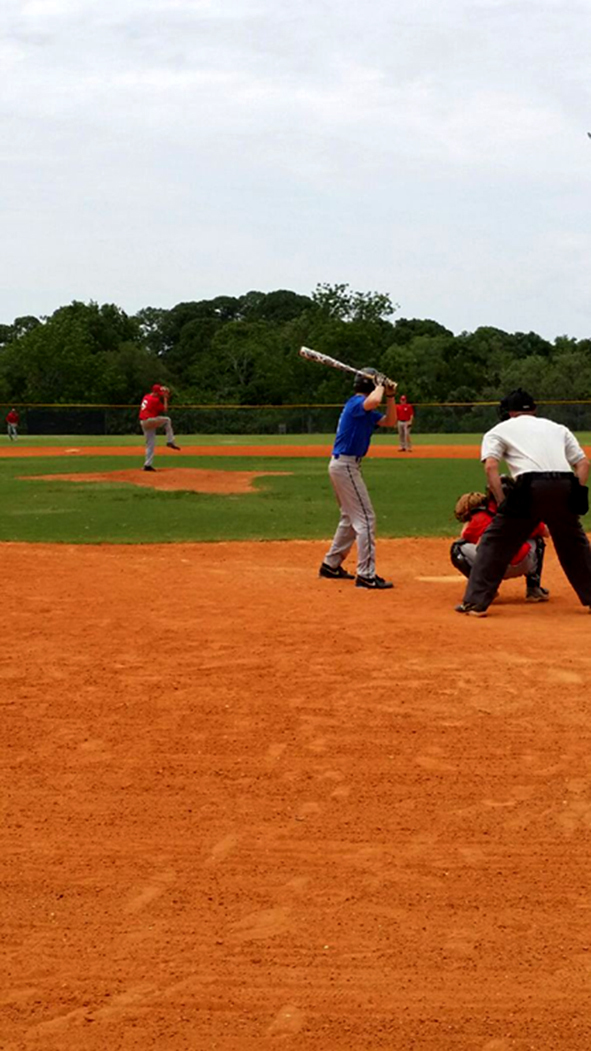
[4,402,591,436]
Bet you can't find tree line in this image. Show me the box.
[1,283,590,415]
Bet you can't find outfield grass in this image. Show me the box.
[0,453,487,544]
[8,431,591,448]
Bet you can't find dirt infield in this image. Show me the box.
[4,539,591,1049]
[0,443,483,459]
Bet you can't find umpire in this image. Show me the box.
[456,388,591,616]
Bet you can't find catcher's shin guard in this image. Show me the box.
[450,540,472,579]
[526,537,546,590]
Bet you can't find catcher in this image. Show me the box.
[450,479,549,602]
[139,384,181,471]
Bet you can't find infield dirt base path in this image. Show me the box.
[0,443,484,459]
[4,539,591,1050]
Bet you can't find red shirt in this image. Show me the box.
[6,410,19,424]
[139,393,165,420]
[396,402,414,422]
[461,499,545,565]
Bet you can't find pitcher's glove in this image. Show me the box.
[454,491,487,523]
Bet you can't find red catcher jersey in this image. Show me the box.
[139,393,165,420]
[461,505,546,565]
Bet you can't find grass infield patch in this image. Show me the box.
[1,452,486,544]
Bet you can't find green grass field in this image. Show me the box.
[2,432,589,544]
[7,432,487,446]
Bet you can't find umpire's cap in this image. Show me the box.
[354,368,379,394]
[499,387,537,419]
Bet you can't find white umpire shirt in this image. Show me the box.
[481,415,586,477]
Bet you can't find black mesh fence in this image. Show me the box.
[4,402,591,436]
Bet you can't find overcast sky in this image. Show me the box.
[3,0,591,338]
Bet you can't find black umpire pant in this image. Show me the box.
[463,472,591,610]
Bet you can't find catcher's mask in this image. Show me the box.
[354,368,379,395]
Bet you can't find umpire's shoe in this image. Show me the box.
[355,574,394,590]
[319,562,355,580]
[455,602,487,617]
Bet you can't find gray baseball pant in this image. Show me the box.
[324,455,376,578]
[397,421,412,450]
[141,417,175,467]
[459,540,537,578]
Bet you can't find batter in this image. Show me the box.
[319,368,398,589]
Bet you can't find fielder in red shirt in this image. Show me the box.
[450,481,549,602]
[395,395,414,451]
[139,385,181,471]
[6,408,19,441]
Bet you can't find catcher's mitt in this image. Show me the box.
[454,491,487,523]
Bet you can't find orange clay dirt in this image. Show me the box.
[4,536,591,1050]
[25,468,290,494]
[0,443,484,459]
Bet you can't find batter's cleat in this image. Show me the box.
[455,602,488,617]
[319,562,355,580]
[525,586,550,602]
[166,441,181,450]
[355,574,394,590]
[143,465,156,471]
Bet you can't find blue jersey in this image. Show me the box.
[332,395,383,458]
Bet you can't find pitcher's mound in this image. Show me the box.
[27,467,290,494]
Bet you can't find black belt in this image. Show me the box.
[333,454,362,462]
[519,471,573,480]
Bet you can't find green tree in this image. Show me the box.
[187,321,290,404]
[312,282,398,323]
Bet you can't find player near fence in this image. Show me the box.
[456,387,591,616]
[319,368,398,590]
[396,395,414,452]
[139,385,181,471]
[6,408,19,441]
[451,481,549,602]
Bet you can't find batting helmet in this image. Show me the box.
[354,368,379,394]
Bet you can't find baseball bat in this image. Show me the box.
[299,346,397,390]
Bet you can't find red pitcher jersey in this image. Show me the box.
[139,393,165,420]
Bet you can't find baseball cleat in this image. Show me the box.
[355,574,394,589]
[143,465,156,471]
[319,563,355,580]
[525,587,550,602]
[166,441,181,450]
[455,602,487,617]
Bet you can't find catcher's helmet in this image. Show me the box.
[354,368,379,394]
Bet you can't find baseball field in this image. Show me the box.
[4,433,591,1050]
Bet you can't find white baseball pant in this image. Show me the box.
[324,455,376,579]
[141,416,175,467]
